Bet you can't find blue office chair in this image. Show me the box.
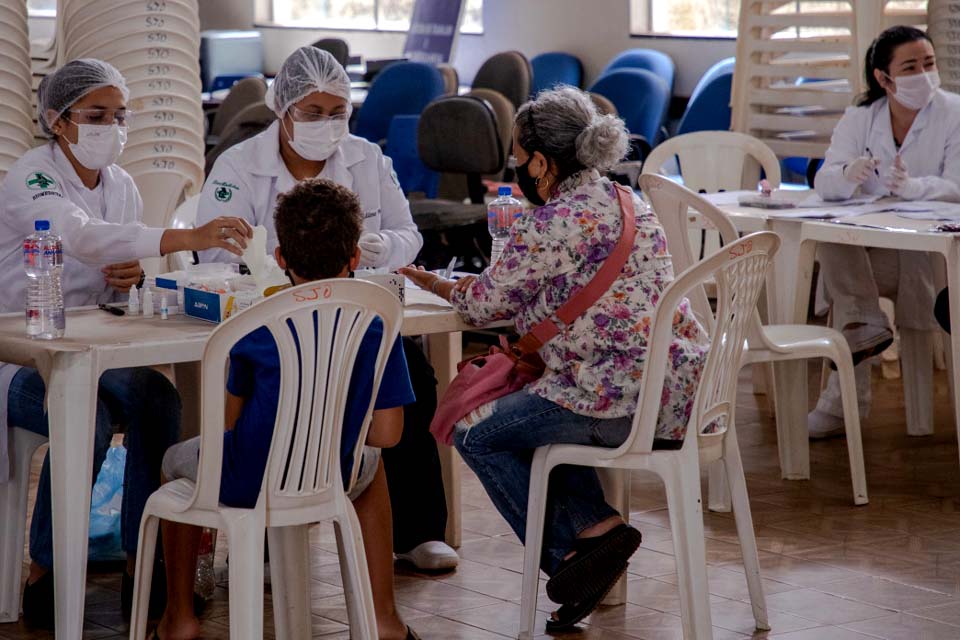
[601,49,676,92]
[676,69,733,135]
[210,73,264,93]
[353,62,445,145]
[589,69,671,145]
[530,52,584,96]
[688,57,735,105]
[384,115,439,197]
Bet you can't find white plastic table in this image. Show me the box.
[0,287,485,638]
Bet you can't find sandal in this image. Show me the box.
[544,562,628,632]
[406,626,422,640]
[545,523,641,605]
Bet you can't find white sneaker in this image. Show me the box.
[808,409,846,440]
[396,541,459,571]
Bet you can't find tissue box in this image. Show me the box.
[356,272,405,304]
[183,288,260,323]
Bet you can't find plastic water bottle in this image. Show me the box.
[23,220,64,339]
[487,186,523,266]
[194,528,217,601]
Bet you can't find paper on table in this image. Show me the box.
[405,287,453,308]
[797,193,883,208]
[701,191,756,207]
[892,201,960,220]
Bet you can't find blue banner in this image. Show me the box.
[402,0,465,64]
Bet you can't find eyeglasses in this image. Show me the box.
[65,108,133,127]
[288,104,349,123]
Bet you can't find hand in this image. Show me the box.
[398,265,454,300]
[358,233,391,268]
[884,154,922,199]
[842,156,879,184]
[102,260,142,293]
[454,275,477,294]
[192,217,253,256]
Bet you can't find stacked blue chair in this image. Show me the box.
[530,52,584,96]
[687,57,735,105]
[589,69,670,145]
[353,62,445,145]
[384,115,439,197]
[601,48,676,93]
[676,59,735,135]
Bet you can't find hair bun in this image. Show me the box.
[575,113,629,170]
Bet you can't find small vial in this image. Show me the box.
[142,288,154,318]
[160,294,169,320]
[128,286,140,315]
[176,286,184,309]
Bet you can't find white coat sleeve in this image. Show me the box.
[901,119,960,202]
[2,163,163,266]
[196,154,258,264]
[815,107,881,201]
[375,151,423,269]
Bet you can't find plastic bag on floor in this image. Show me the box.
[88,445,125,562]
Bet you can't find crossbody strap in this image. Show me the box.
[516,183,637,353]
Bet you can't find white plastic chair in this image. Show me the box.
[0,428,47,622]
[129,279,402,640]
[518,231,779,640]
[167,194,200,271]
[641,174,868,507]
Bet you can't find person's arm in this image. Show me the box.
[225,391,246,432]
[815,106,880,201]
[196,154,259,264]
[365,406,403,447]
[364,334,416,448]
[890,111,960,202]
[362,151,423,269]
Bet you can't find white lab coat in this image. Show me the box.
[0,143,162,480]
[815,90,960,202]
[197,121,423,269]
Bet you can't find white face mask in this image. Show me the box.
[286,118,349,162]
[887,70,941,111]
[68,123,127,170]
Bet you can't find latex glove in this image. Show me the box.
[842,156,879,184]
[358,232,391,268]
[884,154,924,200]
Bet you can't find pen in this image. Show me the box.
[99,304,125,316]
[443,257,457,280]
[865,147,880,177]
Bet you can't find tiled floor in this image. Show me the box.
[5,362,960,639]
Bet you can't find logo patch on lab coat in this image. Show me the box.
[25,172,58,191]
[212,180,239,202]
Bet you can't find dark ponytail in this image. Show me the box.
[858,25,932,106]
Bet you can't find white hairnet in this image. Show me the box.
[266,46,352,117]
[37,59,129,138]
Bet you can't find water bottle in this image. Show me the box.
[194,528,217,601]
[23,220,64,339]
[487,186,523,266]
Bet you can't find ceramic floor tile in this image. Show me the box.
[766,627,880,639]
[764,588,893,625]
[708,598,820,636]
[844,612,960,640]
[815,576,955,611]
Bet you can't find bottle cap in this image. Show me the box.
[498,186,512,197]
[34,220,50,231]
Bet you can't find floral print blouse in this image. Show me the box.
[450,169,709,441]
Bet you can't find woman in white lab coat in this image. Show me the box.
[811,26,960,438]
[198,47,457,571]
[0,59,251,626]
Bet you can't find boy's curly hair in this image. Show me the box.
[274,178,362,280]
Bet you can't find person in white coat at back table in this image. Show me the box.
[0,58,252,628]
[198,46,459,571]
[811,25,960,438]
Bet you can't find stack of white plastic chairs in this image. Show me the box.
[929,0,960,94]
[0,0,37,180]
[59,0,204,230]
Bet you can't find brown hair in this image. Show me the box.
[274,178,362,280]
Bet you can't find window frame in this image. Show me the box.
[264,0,483,35]
[630,0,739,40]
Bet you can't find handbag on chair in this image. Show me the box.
[430,183,638,445]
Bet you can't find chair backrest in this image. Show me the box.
[643,131,782,193]
[676,70,733,135]
[688,57,735,105]
[466,88,516,181]
[209,76,267,137]
[417,95,503,203]
[588,69,670,144]
[353,62,445,145]
[190,280,403,514]
[601,48,675,92]
[588,92,617,117]
[437,63,459,95]
[530,51,584,96]
[384,114,439,197]
[472,50,532,109]
[205,102,276,175]
[311,38,349,67]
[614,230,779,455]
[210,73,264,93]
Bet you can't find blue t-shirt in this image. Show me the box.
[219,319,415,508]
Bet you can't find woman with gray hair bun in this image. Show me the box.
[403,86,709,632]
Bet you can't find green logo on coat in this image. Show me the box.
[25,172,58,191]
[212,180,238,202]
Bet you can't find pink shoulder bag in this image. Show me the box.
[430,183,638,445]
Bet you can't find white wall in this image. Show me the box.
[199,0,736,97]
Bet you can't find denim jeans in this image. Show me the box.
[453,389,632,574]
[8,367,181,570]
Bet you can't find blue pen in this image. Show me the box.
[864,147,880,177]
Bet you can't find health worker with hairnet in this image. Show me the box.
[198,47,454,572]
[0,59,252,627]
[197,45,422,268]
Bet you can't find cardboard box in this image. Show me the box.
[356,272,405,303]
[183,287,260,323]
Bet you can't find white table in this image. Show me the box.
[710,192,960,480]
[0,288,485,638]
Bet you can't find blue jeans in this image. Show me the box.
[8,367,181,570]
[453,389,631,575]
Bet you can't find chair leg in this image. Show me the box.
[598,468,630,606]
[267,525,312,640]
[833,349,869,506]
[723,430,769,631]
[518,449,552,640]
[224,516,265,640]
[130,512,160,640]
[334,500,377,640]
[657,455,712,640]
[707,460,731,513]
[0,429,45,622]
[901,328,934,437]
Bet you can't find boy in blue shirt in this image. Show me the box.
[155,178,419,640]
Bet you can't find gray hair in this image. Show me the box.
[515,86,628,177]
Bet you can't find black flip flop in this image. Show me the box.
[830,337,893,370]
[545,523,641,605]
[544,562,628,632]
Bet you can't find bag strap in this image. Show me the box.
[516,183,637,353]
